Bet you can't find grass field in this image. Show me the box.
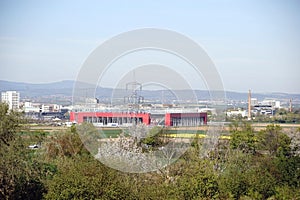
[25,122,300,139]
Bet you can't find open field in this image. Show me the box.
[25,122,300,141]
[29,125,67,132]
[27,122,300,134]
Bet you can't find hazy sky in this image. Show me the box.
[0,0,300,93]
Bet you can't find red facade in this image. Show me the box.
[165,112,207,126]
[70,112,151,125]
[70,112,207,127]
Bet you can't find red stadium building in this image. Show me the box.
[70,112,151,126]
[165,112,207,126]
[70,111,207,127]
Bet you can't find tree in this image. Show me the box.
[256,125,300,188]
[257,124,291,157]
[176,159,219,199]
[44,128,88,159]
[141,126,164,149]
[0,102,49,199]
[229,122,256,154]
[0,103,23,146]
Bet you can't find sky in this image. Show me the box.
[0,0,300,93]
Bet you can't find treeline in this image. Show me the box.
[1,102,300,199]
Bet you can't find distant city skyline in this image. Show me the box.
[1,0,300,93]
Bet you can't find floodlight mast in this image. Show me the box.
[124,81,144,109]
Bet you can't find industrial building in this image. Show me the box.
[70,111,207,127]
[247,90,280,118]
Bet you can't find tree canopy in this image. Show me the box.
[1,101,300,199]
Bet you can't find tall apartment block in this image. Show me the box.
[1,91,20,110]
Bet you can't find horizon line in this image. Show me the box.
[0,79,299,95]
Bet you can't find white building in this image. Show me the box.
[24,102,40,113]
[23,102,64,113]
[1,91,20,110]
[41,104,50,112]
[262,99,281,109]
[52,104,61,112]
[226,110,247,118]
[250,98,258,106]
[275,101,281,109]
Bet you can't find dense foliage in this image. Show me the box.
[1,102,300,199]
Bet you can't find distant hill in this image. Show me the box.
[0,80,75,97]
[0,80,299,103]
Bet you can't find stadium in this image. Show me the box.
[70,111,207,127]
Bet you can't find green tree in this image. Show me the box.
[273,154,300,187]
[44,155,143,200]
[44,128,88,159]
[218,151,277,199]
[257,124,291,157]
[0,102,50,199]
[229,122,256,154]
[141,126,164,148]
[176,159,219,199]
[76,122,101,155]
[0,103,23,146]
[218,151,251,199]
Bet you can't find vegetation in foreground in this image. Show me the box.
[1,102,300,199]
